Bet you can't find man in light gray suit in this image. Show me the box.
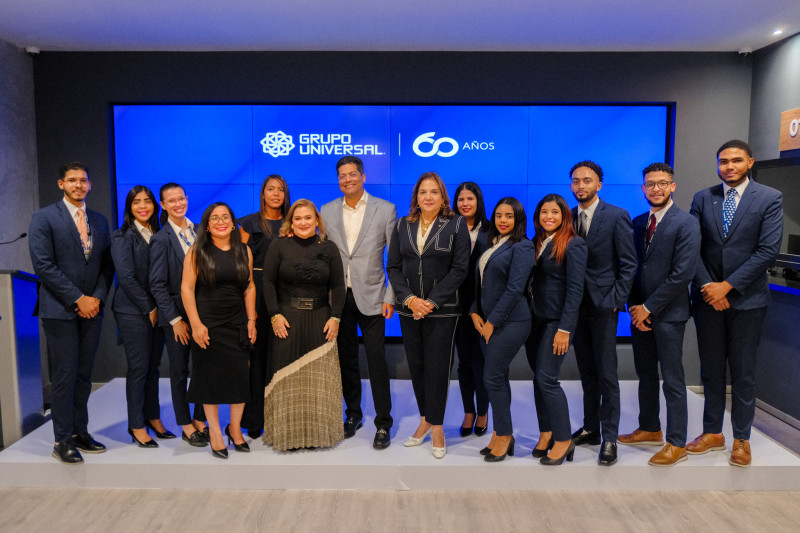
[321,155,397,449]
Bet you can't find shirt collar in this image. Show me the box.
[342,190,369,210]
[134,219,152,234]
[63,197,85,218]
[649,199,673,224]
[167,216,193,234]
[577,196,600,218]
[722,177,749,198]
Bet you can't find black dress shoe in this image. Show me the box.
[128,428,158,448]
[52,441,83,464]
[531,438,555,458]
[571,427,602,446]
[201,426,210,442]
[343,417,363,439]
[373,428,391,449]
[474,424,488,437]
[211,447,229,459]
[485,436,515,463]
[598,441,618,466]
[144,421,176,439]
[182,430,209,447]
[225,425,250,452]
[540,441,575,466]
[460,426,473,437]
[72,433,106,453]
[479,445,492,456]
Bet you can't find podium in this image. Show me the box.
[0,270,45,448]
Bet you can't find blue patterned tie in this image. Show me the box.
[722,188,737,238]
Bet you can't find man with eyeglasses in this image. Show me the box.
[619,163,700,466]
[687,140,783,467]
[29,162,114,464]
[321,156,397,449]
[569,160,637,466]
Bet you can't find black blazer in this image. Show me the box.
[458,227,489,316]
[110,226,156,316]
[531,237,588,333]
[149,222,189,326]
[387,214,470,318]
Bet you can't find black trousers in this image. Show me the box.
[162,325,206,426]
[115,311,165,429]
[399,315,458,426]
[453,315,489,417]
[42,317,103,443]
[242,314,268,432]
[338,289,393,430]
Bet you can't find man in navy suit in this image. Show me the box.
[29,162,114,464]
[569,160,637,466]
[687,140,783,467]
[619,163,700,466]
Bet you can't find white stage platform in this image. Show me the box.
[1,379,799,491]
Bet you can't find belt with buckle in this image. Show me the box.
[280,297,326,310]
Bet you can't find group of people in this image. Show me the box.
[30,139,782,469]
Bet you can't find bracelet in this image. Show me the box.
[407,296,416,306]
[248,318,256,322]
[330,317,341,323]
[270,314,283,324]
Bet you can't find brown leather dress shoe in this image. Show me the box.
[648,443,688,466]
[686,433,725,455]
[729,439,751,467]
[619,428,664,447]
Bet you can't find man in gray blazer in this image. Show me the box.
[321,156,397,449]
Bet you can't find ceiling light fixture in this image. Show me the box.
[773,29,783,35]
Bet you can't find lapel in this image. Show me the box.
[405,219,421,257]
[537,239,554,266]
[421,217,448,256]
[486,239,512,267]
[352,197,378,254]
[710,185,725,241]
[645,206,675,260]
[57,201,85,254]
[330,198,346,248]
[725,182,757,239]
[587,199,606,241]
[165,223,186,263]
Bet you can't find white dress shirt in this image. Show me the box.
[342,191,369,288]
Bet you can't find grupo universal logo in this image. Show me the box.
[260,131,384,157]
[411,132,495,158]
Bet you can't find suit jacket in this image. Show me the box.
[690,180,783,310]
[149,222,189,326]
[470,238,535,328]
[28,201,113,320]
[459,228,489,317]
[531,237,588,332]
[320,193,397,315]
[572,199,636,311]
[110,226,156,316]
[387,214,470,318]
[628,205,700,322]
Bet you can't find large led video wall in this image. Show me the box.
[113,104,670,337]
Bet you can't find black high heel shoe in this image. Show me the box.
[225,425,250,452]
[540,441,575,465]
[460,414,475,437]
[531,438,555,458]
[474,414,488,437]
[484,436,514,462]
[211,446,229,459]
[128,428,158,448]
[144,420,176,439]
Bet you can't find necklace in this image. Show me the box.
[420,217,435,235]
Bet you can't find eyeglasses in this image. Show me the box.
[643,181,673,190]
[338,171,362,181]
[570,178,595,186]
[163,196,188,206]
[209,214,232,223]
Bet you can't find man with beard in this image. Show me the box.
[687,140,783,467]
[619,163,700,466]
[569,160,636,466]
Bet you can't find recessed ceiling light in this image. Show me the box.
[773,29,783,35]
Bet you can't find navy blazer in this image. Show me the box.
[572,199,636,311]
[459,228,489,316]
[470,238,535,328]
[28,201,114,320]
[531,237,588,332]
[628,205,700,322]
[149,222,189,326]
[110,226,156,316]
[387,214,470,318]
[690,180,783,310]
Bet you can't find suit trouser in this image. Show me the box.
[483,319,529,436]
[454,316,489,417]
[630,319,688,447]
[693,303,767,440]
[162,326,206,426]
[42,317,103,443]
[399,315,458,426]
[526,317,572,442]
[572,305,621,442]
[115,312,164,429]
[242,315,268,432]
[338,289,393,430]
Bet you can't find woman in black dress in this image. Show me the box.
[262,199,346,451]
[452,181,490,437]
[182,203,257,459]
[239,174,291,438]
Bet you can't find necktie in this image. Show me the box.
[76,208,90,259]
[578,211,588,239]
[645,213,656,250]
[722,188,737,238]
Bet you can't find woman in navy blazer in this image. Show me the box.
[469,197,535,462]
[526,194,588,465]
[111,186,166,447]
[387,172,470,459]
[452,182,490,437]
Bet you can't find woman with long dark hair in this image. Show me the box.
[470,197,535,461]
[387,172,470,459]
[262,199,346,451]
[452,182,491,437]
[182,202,257,459]
[111,185,167,447]
[526,194,587,465]
[239,174,291,438]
